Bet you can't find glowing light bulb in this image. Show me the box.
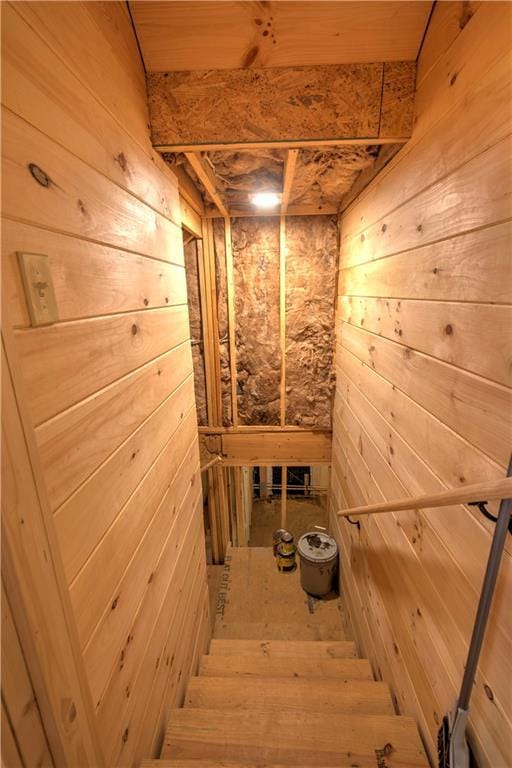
[250,192,281,208]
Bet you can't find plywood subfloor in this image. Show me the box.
[249,497,328,547]
[207,565,223,631]
[213,546,351,640]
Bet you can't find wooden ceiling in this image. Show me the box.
[129,1,433,72]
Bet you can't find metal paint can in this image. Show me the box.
[297,532,338,596]
[276,532,297,572]
[272,528,287,557]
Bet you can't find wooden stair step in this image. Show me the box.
[199,654,373,680]
[214,620,345,641]
[161,708,429,767]
[184,676,394,715]
[209,639,357,658]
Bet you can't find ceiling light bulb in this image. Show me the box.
[251,192,281,208]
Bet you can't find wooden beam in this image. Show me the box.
[180,195,203,238]
[204,203,338,219]
[279,216,286,426]
[185,152,229,217]
[196,237,216,427]
[224,218,238,426]
[155,137,409,154]
[338,477,512,518]
[167,163,205,214]
[281,150,298,214]
[148,63,416,149]
[220,431,331,466]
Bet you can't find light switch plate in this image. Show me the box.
[17,252,59,327]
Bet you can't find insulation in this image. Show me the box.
[208,149,284,212]
[285,216,338,428]
[232,217,281,425]
[212,218,233,426]
[183,236,207,425]
[290,147,379,207]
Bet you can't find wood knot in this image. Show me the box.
[360,233,365,242]
[111,596,119,610]
[28,163,50,187]
[381,223,387,233]
[115,152,128,171]
[68,702,77,723]
[77,199,87,215]
[432,267,438,274]
[450,72,458,86]
[484,684,494,701]
[445,323,453,335]
[131,324,138,335]
[143,298,149,306]
[416,223,423,232]
[122,728,129,743]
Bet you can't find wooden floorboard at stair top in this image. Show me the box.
[209,639,357,658]
[161,709,429,767]
[199,655,373,679]
[184,676,394,715]
[214,547,350,640]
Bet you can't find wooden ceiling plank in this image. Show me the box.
[129,1,433,72]
[281,149,299,214]
[184,152,229,217]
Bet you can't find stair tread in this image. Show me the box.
[209,639,357,658]
[214,620,344,641]
[199,654,373,679]
[161,708,429,767]
[184,676,394,715]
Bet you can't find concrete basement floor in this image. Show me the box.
[249,496,328,547]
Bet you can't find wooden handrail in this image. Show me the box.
[200,455,223,473]
[338,477,512,518]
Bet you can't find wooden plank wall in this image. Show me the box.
[1,582,54,767]
[1,2,210,765]
[330,4,512,767]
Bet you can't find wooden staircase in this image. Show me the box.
[142,547,428,768]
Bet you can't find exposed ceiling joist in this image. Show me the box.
[156,137,408,154]
[184,152,229,217]
[281,150,298,214]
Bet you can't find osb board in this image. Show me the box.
[285,216,338,428]
[232,217,280,425]
[290,147,379,207]
[131,1,432,72]
[212,219,232,425]
[214,547,351,640]
[381,62,417,137]
[184,237,207,425]
[147,63,416,147]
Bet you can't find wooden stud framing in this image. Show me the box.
[281,150,299,214]
[279,216,287,426]
[196,237,216,427]
[185,152,229,217]
[280,466,287,529]
[224,218,238,426]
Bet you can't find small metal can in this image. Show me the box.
[276,532,297,572]
[272,528,287,557]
